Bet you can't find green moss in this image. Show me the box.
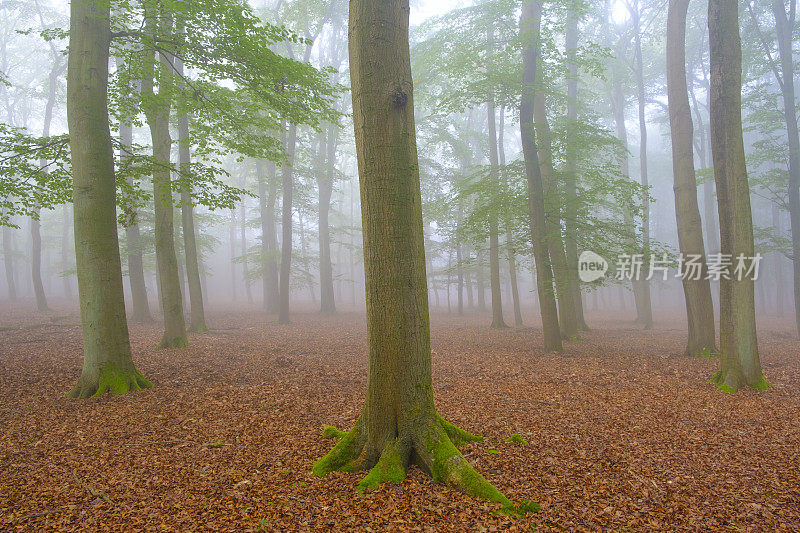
[438,416,483,447]
[424,424,510,506]
[322,426,347,440]
[748,374,771,391]
[487,449,499,455]
[312,421,365,477]
[500,499,541,517]
[356,441,406,494]
[156,334,189,350]
[696,346,718,359]
[190,322,210,334]
[505,433,528,445]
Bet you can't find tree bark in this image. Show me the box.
[520,0,563,352]
[534,94,578,338]
[66,0,150,397]
[142,38,188,349]
[629,1,653,329]
[565,7,588,331]
[3,221,17,301]
[666,0,716,356]
[708,0,767,391]
[319,121,337,314]
[314,0,512,505]
[486,100,507,329]
[770,0,800,338]
[177,114,208,332]
[278,122,297,324]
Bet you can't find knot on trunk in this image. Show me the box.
[392,86,408,109]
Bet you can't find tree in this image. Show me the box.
[666,0,716,356]
[520,0,563,352]
[66,0,150,398]
[707,0,768,392]
[313,0,521,508]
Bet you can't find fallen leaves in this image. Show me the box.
[0,307,798,531]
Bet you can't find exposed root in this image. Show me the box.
[312,419,368,476]
[321,426,347,440]
[356,439,407,494]
[313,415,535,514]
[67,361,152,399]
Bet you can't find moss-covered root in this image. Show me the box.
[156,333,188,350]
[67,362,152,399]
[438,416,484,447]
[321,426,348,440]
[312,420,368,477]
[711,369,770,393]
[416,422,510,506]
[356,439,407,494]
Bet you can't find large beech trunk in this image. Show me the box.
[534,94,578,339]
[707,0,767,392]
[66,0,149,397]
[313,0,511,505]
[520,0,563,352]
[666,0,716,356]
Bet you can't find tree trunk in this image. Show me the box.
[229,208,237,302]
[666,0,717,356]
[476,248,486,312]
[66,0,150,397]
[241,190,254,305]
[770,0,800,338]
[521,0,563,352]
[278,122,297,324]
[630,1,653,329]
[3,221,17,301]
[147,75,187,348]
[61,204,72,299]
[534,94,578,338]
[506,230,523,326]
[565,7,588,331]
[773,205,785,316]
[486,101,507,329]
[708,0,767,392]
[314,0,512,506]
[119,120,153,323]
[177,111,208,332]
[319,121,337,314]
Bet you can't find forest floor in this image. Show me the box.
[1,304,799,531]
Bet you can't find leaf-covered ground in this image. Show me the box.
[1,305,799,531]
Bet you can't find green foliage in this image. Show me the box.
[505,433,528,445]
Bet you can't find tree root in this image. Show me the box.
[313,415,536,514]
[189,322,210,334]
[67,361,152,399]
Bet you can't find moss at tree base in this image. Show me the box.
[67,361,152,399]
[313,415,538,516]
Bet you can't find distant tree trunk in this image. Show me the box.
[141,14,187,349]
[314,0,511,505]
[506,230,523,326]
[229,208,237,302]
[278,122,297,324]
[708,0,767,392]
[263,159,280,312]
[521,0,563,352]
[534,94,578,338]
[241,190,253,305]
[3,221,17,301]
[61,204,72,298]
[611,77,650,327]
[119,119,153,323]
[497,107,523,326]
[486,100,507,329]
[456,208,464,316]
[773,205,785,316]
[565,7,588,331]
[476,248,486,312]
[666,0,716,356]
[31,58,62,312]
[66,0,150,397]
[319,121,337,314]
[177,112,208,332]
[629,0,654,329]
[770,0,800,338]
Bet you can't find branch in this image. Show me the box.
[747,1,785,92]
